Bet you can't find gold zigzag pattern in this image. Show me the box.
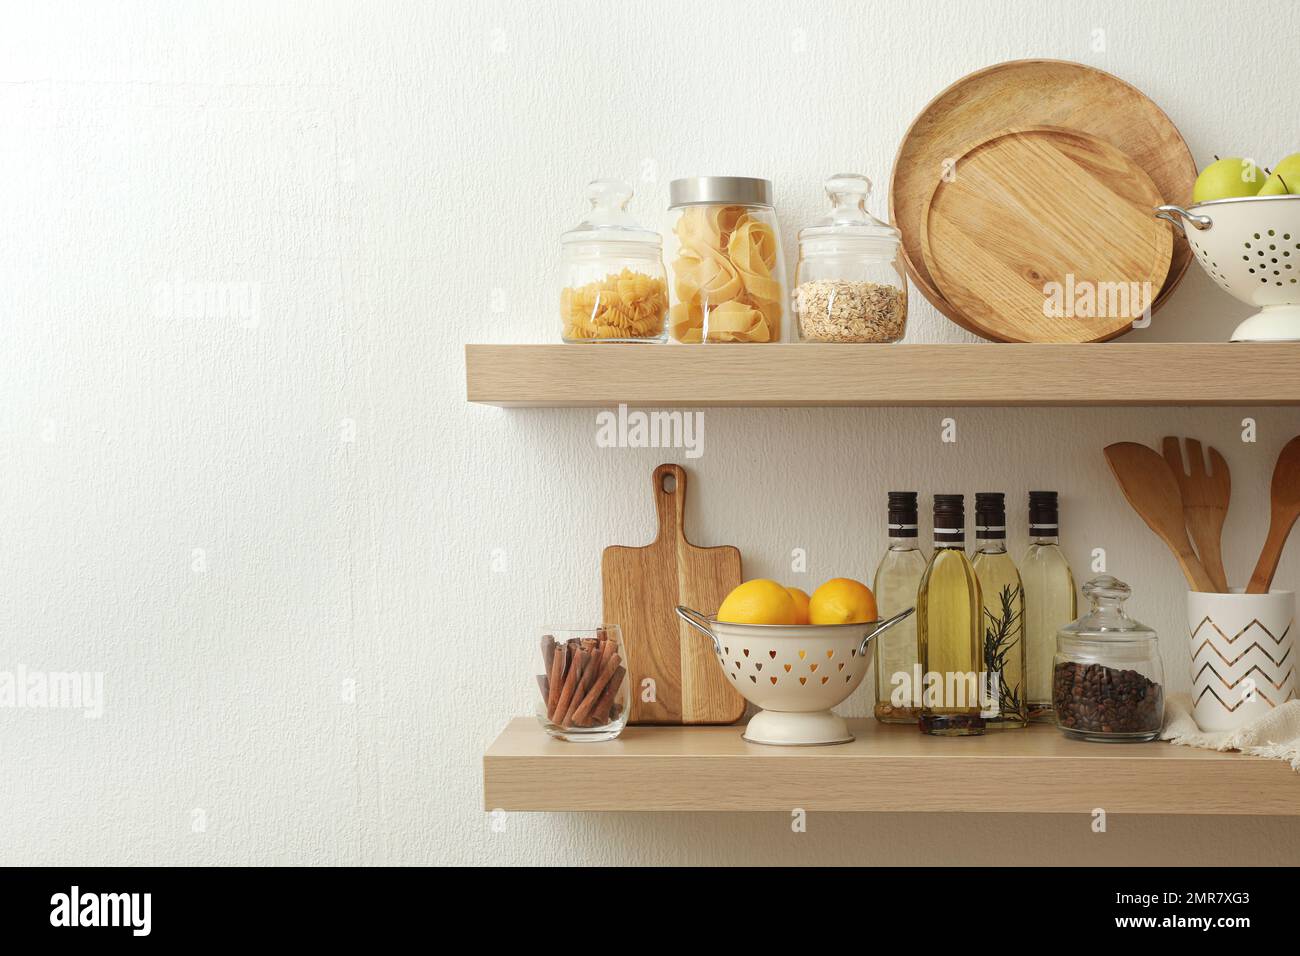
[1189,616,1291,646]
[1190,639,1292,668]
[1194,684,1281,712]
[1192,660,1295,691]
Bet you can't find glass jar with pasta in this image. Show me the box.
[560,179,668,343]
[794,173,908,343]
[667,177,786,343]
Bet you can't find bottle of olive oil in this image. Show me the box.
[1022,491,1077,723]
[917,494,985,736]
[873,491,927,724]
[972,493,1027,729]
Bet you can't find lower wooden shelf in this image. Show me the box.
[484,717,1299,814]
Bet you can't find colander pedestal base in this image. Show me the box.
[742,709,854,746]
[1231,304,1300,342]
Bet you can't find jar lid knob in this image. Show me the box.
[825,173,871,210]
[1083,575,1131,604]
[587,178,633,213]
[561,178,660,246]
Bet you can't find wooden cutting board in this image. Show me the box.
[890,59,1196,335]
[602,464,745,724]
[919,126,1172,342]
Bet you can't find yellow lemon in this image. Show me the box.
[717,579,798,625]
[785,587,811,625]
[809,577,878,625]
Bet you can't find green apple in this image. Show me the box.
[1192,157,1267,202]
[1257,153,1300,195]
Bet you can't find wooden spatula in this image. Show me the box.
[1104,442,1216,592]
[1162,437,1230,592]
[1247,436,1300,594]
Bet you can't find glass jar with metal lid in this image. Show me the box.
[1053,576,1165,743]
[794,173,908,343]
[559,179,668,343]
[666,176,786,343]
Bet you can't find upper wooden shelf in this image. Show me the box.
[484,717,1299,814]
[465,342,1300,407]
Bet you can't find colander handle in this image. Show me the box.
[675,605,721,655]
[859,607,915,656]
[1155,204,1212,234]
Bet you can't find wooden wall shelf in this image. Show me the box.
[465,342,1300,407]
[484,718,1299,814]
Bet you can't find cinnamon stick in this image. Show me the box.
[570,651,622,726]
[545,643,569,720]
[552,649,587,726]
[561,649,595,726]
[588,664,626,726]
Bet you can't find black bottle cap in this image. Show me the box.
[1029,490,1059,533]
[975,492,1006,539]
[932,494,965,543]
[887,491,918,537]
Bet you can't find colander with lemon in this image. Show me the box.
[676,578,913,746]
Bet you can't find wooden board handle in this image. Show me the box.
[652,463,687,544]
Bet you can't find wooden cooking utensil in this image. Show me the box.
[919,126,1172,343]
[1104,442,1216,592]
[602,463,745,724]
[1161,437,1230,593]
[891,59,1197,335]
[1247,436,1300,594]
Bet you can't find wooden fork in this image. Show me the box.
[1162,437,1230,593]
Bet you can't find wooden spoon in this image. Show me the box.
[1246,436,1300,594]
[1104,442,1216,592]
[1162,437,1230,593]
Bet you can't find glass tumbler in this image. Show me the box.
[535,625,630,742]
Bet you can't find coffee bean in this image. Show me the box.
[1052,661,1162,737]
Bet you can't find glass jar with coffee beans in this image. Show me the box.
[1052,576,1164,743]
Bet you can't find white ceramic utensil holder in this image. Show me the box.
[1186,589,1295,731]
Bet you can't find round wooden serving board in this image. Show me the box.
[919,126,1173,343]
[890,59,1196,335]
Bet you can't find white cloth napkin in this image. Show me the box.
[1161,692,1300,771]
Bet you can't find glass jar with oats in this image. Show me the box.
[560,179,668,343]
[794,173,908,343]
[667,177,786,343]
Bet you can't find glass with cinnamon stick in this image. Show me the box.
[536,626,630,741]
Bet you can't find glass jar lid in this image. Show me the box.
[798,173,901,247]
[560,179,662,248]
[1059,576,1157,645]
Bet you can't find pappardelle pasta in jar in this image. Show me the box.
[559,179,668,343]
[667,177,786,343]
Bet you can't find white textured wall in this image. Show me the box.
[2,0,1299,866]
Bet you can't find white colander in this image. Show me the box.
[1157,195,1300,341]
[675,606,914,745]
